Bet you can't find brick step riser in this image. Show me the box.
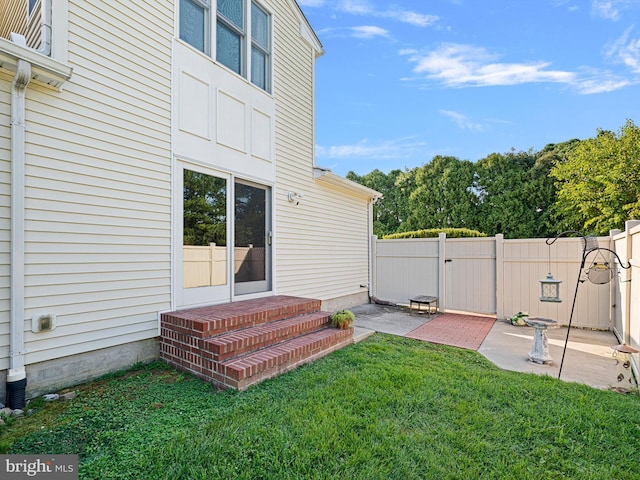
[204,312,332,362]
[211,328,353,391]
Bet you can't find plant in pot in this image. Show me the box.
[330,309,355,329]
[510,311,529,326]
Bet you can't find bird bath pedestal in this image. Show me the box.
[524,317,558,364]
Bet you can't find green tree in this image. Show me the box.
[551,120,640,235]
[402,156,477,231]
[183,170,227,246]
[475,151,532,237]
[346,168,415,237]
[474,148,564,239]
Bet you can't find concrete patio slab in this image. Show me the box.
[479,319,620,390]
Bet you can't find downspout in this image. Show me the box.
[5,0,52,409]
[7,35,31,409]
[37,0,52,57]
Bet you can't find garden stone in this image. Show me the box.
[0,407,12,417]
[12,409,24,417]
[59,391,76,402]
[43,393,59,402]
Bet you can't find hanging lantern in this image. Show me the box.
[539,273,562,303]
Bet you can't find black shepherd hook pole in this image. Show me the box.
[546,231,587,380]
[547,231,631,380]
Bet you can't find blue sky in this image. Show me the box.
[297,0,640,176]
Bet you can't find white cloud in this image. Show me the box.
[318,25,390,39]
[350,25,390,39]
[385,10,439,28]
[591,0,640,20]
[439,110,485,132]
[405,43,574,87]
[606,27,640,73]
[339,0,371,15]
[401,42,634,94]
[574,76,631,93]
[332,0,438,27]
[297,0,326,6]
[316,137,428,160]
[592,0,621,19]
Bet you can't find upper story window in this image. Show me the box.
[28,0,39,15]
[180,0,272,93]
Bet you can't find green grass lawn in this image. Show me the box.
[2,333,639,479]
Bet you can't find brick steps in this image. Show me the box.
[214,327,353,391]
[160,296,353,391]
[204,311,331,362]
[161,295,321,339]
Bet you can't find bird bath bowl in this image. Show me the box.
[524,317,558,364]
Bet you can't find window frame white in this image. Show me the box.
[179,0,272,93]
[179,0,211,56]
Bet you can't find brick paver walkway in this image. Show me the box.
[405,313,495,350]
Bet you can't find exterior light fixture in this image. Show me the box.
[287,192,303,205]
[539,273,562,303]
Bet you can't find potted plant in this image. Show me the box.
[510,311,529,326]
[330,309,355,329]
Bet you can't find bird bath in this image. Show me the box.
[524,317,558,364]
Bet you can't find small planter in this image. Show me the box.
[510,311,528,326]
[330,309,355,329]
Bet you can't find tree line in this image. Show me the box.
[347,120,640,239]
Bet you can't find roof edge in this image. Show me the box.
[287,0,324,57]
[313,167,382,200]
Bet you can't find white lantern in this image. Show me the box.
[539,273,562,303]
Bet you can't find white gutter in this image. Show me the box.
[8,35,31,391]
[313,167,381,200]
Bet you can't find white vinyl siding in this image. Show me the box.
[273,3,371,302]
[0,0,27,41]
[19,0,172,366]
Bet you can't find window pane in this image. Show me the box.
[217,0,243,29]
[251,3,268,49]
[183,170,227,288]
[216,23,242,74]
[251,47,266,90]
[235,182,266,283]
[180,0,206,52]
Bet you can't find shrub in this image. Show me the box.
[383,228,487,239]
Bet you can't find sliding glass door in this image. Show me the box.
[179,165,271,306]
[181,167,230,305]
[233,180,271,296]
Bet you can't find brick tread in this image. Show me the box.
[162,295,321,338]
[221,327,351,381]
[205,311,331,361]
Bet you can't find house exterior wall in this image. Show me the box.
[0,0,173,397]
[272,3,374,310]
[0,0,377,399]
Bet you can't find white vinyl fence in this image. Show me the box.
[611,221,640,351]
[372,232,622,330]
